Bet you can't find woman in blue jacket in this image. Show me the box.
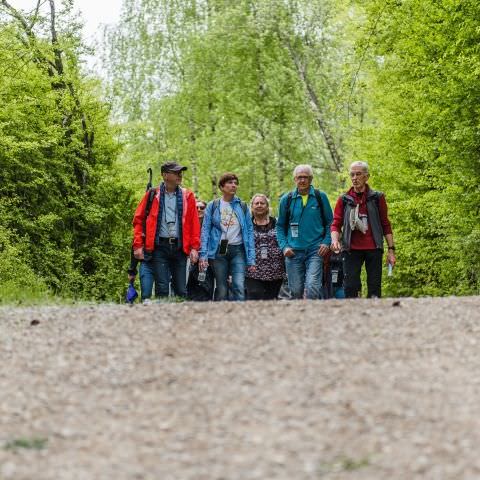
[199,173,255,301]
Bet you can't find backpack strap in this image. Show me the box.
[145,187,157,217]
[285,190,327,233]
[313,189,327,230]
[342,191,383,206]
[142,187,157,238]
[214,198,247,216]
[342,193,355,206]
[212,198,221,217]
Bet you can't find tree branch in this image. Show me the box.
[282,35,343,172]
[1,0,33,35]
[1,0,57,75]
[346,3,389,121]
[29,0,43,31]
[48,0,63,75]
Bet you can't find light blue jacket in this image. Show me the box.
[199,196,256,265]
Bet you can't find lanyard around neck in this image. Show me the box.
[292,194,308,224]
[222,201,236,239]
[163,188,177,223]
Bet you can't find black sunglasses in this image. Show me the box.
[197,205,206,210]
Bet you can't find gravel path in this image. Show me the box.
[1,296,479,479]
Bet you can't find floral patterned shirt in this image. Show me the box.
[246,217,285,281]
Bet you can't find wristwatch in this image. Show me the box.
[387,246,395,251]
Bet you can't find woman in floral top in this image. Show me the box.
[246,194,285,300]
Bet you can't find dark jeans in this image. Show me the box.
[139,262,167,299]
[140,242,187,299]
[344,249,383,298]
[246,278,283,300]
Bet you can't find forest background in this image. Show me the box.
[0,0,478,303]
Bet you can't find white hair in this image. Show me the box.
[349,161,369,174]
[250,193,270,207]
[293,164,314,177]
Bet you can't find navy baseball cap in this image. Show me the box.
[161,161,187,173]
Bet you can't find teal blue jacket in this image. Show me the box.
[276,186,333,251]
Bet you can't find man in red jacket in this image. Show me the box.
[331,161,396,298]
[132,161,200,300]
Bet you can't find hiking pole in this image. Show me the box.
[142,168,155,244]
[146,167,153,191]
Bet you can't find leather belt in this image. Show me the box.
[159,237,178,245]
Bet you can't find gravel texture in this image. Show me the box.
[1,296,480,479]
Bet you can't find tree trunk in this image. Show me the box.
[281,36,343,173]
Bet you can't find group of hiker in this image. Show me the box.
[128,160,396,302]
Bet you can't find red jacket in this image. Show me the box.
[132,187,200,255]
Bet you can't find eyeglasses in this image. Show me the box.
[166,170,182,176]
[295,175,311,181]
[197,205,206,210]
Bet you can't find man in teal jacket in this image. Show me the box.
[276,164,333,299]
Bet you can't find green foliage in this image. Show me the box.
[105,0,479,297]
[0,226,50,304]
[104,0,349,206]
[1,0,476,301]
[348,0,480,296]
[0,4,134,303]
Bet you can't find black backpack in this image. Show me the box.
[142,187,157,238]
[284,189,328,235]
[323,252,345,299]
[186,263,214,301]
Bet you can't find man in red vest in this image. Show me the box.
[331,161,396,298]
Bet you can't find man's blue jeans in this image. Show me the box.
[140,243,187,299]
[285,246,324,299]
[211,243,246,301]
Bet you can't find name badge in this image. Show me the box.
[260,245,268,259]
[331,269,339,284]
[290,222,299,238]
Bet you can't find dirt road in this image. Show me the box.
[1,296,479,479]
